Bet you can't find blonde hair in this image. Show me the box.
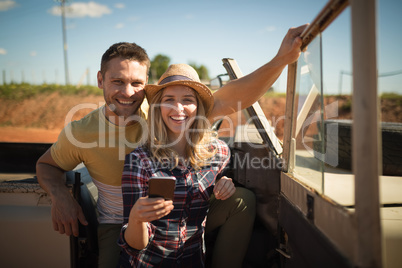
[146,88,217,170]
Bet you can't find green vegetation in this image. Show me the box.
[381,92,402,100]
[188,62,210,81]
[150,54,171,83]
[325,93,402,99]
[0,83,102,100]
[263,91,286,98]
[340,98,352,112]
[148,54,210,83]
[381,92,402,106]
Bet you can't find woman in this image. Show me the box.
[118,64,235,267]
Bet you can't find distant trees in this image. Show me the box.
[149,54,209,83]
[150,54,171,83]
[188,62,209,81]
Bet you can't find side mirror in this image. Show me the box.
[209,74,228,90]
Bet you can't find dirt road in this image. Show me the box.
[0,126,60,143]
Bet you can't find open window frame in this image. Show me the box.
[281,0,384,266]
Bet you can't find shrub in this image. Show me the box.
[0,83,102,100]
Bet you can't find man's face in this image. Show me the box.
[97,57,148,124]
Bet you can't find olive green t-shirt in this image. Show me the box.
[51,105,147,223]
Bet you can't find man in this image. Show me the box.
[36,24,307,267]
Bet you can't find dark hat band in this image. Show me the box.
[159,75,192,85]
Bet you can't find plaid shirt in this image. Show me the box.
[118,139,230,268]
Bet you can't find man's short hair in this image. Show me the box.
[100,42,151,77]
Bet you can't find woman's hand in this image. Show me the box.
[129,196,174,224]
[214,176,236,200]
[125,197,173,249]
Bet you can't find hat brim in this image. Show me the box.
[145,80,214,117]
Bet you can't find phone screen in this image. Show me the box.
[148,176,176,200]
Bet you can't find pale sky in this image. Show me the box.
[0,0,401,94]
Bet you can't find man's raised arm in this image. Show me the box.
[209,24,308,121]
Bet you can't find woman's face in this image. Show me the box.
[160,85,198,141]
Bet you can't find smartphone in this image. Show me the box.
[148,176,176,200]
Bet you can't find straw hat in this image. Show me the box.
[145,64,214,116]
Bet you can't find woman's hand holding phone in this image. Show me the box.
[129,196,174,224]
[126,197,174,250]
[129,176,176,224]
